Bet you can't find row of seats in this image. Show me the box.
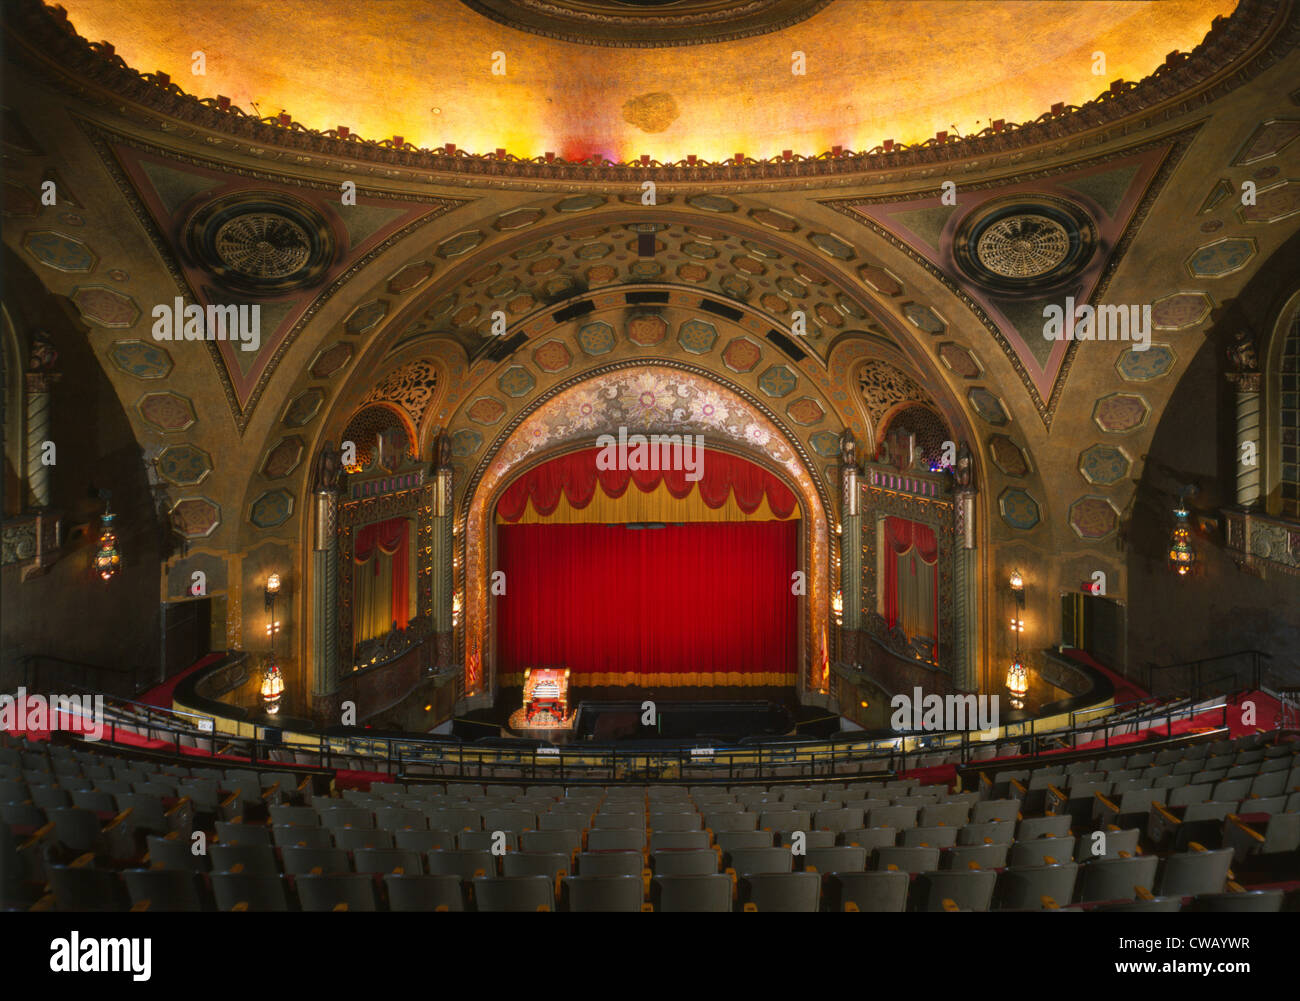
[5,728,1298,912]
[36,854,1292,912]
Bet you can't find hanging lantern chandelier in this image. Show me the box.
[1168,503,1196,577]
[93,504,121,581]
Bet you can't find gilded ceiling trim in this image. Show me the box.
[9,0,1291,182]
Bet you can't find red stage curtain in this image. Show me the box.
[497,446,796,522]
[354,517,410,632]
[882,516,938,654]
[496,521,798,677]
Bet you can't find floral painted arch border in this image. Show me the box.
[457,363,834,699]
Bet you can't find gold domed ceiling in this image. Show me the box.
[58,0,1233,163]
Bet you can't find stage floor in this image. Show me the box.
[454,685,834,743]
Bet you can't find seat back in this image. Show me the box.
[211,872,288,911]
[122,868,204,912]
[1077,855,1160,902]
[384,873,464,912]
[502,851,570,880]
[577,850,644,877]
[297,873,377,912]
[354,848,423,875]
[473,875,555,912]
[651,874,732,912]
[651,849,719,876]
[564,874,644,912]
[1007,836,1075,868]
[739,871,820,912]
[725,846,793,876]
[802,845,867,874]
[910,869,997,911]
[280,845,350,876]
[824,870,908,912]
[872,845,940,875]
[1156,848,1234,897]
[995,862,1079,910]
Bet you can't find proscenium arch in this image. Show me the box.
[456,360,835,701]
[1264,287,1300,517]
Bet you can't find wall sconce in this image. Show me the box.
[1009,569,1024,593]
[1009,617,1024,633]
[93,500,121,582]
[451,592,462,627]
[1007,570,1028,706]
[1168,503,1196,577]
[832,589,844,626]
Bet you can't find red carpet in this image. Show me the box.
[136,652,225,709]
[1060,649,1148,705]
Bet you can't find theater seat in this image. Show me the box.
[651,874,733,912]
[1155,847,1233,897]
[995,862,1079,911]
[297,873,378,912]
[563,874,645,912]
[823,870,909,912]
[738,872,820,912]
[384,873,465,912]
[473,875,555,912]
[909,870,997,912]
[1076,855,1159,903]
[210,872,289,912]
[122,868,204,912]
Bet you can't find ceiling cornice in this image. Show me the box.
[5,0,1294,186]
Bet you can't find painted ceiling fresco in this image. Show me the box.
[58,0,1233,162]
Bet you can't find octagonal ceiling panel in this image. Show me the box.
[1069,495,1120,540]
[109,340,172,379]
[998,488,1041,531]
[1078,443,1131,485]
[156,444,212,486]
[249,489,294,529]
[73,285,139,328]
[722,337,763,373]
[262,436,305,479]
[170,497,220,539]
[1092,393,1149,433]
[139,391,197,433]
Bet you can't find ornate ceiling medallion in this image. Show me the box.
[953,196,1097,296]
[459,0,831,47]
[184,192,335,295]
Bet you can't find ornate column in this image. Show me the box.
[24,334,59,509]
[310,443,342,707]
[838,431,862,669]
[1226,329,1262,508]
[952,442,978,693]
[430,429,455,669]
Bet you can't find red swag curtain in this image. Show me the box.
[496,522,798,677]
[497,446,797,521]
[882,515,938,653]
[354,517,410,632]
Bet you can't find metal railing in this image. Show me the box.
[1146,649,1278,699]
[40,685,1237,785]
